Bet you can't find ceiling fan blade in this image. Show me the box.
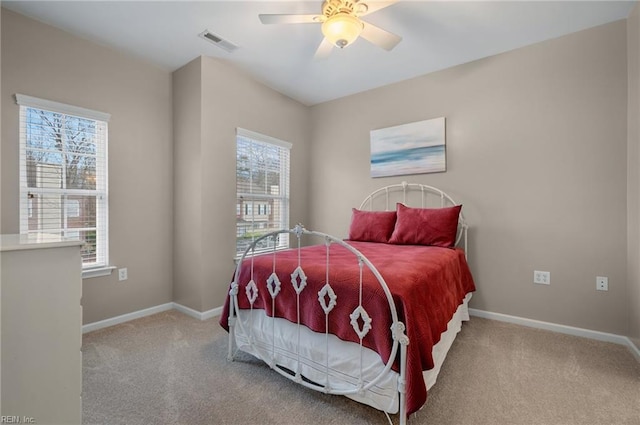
[259,14,321,25]
[357,1,399,17]
[360,21,402,51]
[314,38,334,60]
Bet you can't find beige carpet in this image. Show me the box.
[82,310,640,425]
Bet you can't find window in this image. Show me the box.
[17,94,110,271]
[66,199,80,218]
[236,128,291,257]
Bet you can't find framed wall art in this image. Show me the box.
[370,117,446,178]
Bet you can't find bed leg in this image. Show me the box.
[399,340,408,425]
[227,317,236,361]
[227,284,239,361]
[392,321,409,425]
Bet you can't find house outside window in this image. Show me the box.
[17,94,110,272]
[236,128,291,257]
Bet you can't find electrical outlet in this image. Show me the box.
[534,270,550,285]
[118,268,128,281]
[596,276,608,291]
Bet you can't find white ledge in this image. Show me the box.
[82,265,116,279]
[234,246,291,264]
[0,233,82,252]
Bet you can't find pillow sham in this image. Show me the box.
[348,209,397,243]
[388,203,462,247]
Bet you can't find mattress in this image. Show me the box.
[233,292,472,414]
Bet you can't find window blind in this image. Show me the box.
[16,94,110,269]
[236,128,291,258]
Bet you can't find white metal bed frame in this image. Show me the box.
[226,182,468,425]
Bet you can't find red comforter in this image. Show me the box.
[220,241,475,415]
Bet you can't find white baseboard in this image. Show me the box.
[173,303,223,321]
[82,303,174,334]
[469,308,640,363]
[83,302,224,334]
[81,303,640,364]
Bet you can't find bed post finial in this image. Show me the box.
[293,224,305,238]
[401,181,409,205]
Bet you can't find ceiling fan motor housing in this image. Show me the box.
[323,0,355,16]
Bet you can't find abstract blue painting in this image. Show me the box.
[370,117,446,178]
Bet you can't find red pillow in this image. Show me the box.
[348,209,397,243]
[388,203,462,247]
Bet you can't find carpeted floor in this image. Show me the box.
[82,310,640,425]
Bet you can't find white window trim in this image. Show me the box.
[237,127,292,150]
[16,94,112,273]
[15,94,111,122]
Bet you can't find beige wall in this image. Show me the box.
[310,21,629,335]
[173,56,310,311]
[1,9,174,324]
[173,58,204,311]
[628,3,640,350]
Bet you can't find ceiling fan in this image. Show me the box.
[259,0,402,59]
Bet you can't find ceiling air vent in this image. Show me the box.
[198,30,239,53]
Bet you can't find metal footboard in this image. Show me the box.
[227,224,410,424]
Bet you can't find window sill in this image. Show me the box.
[234,247,291,264]
[82,265,116,279]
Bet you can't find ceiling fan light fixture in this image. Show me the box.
[321,12,363,48]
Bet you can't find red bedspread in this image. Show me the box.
[220,241,475,415]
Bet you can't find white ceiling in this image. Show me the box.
[2,1,636,106]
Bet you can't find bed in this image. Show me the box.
[220,182,475,424]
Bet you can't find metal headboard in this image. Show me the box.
[358,181,468,252]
